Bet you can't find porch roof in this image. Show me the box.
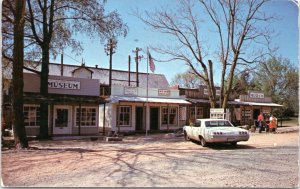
[234,99,283,107]
[108,96,191,105]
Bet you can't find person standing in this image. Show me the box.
[269,115,277,133]
[257,113,264,133]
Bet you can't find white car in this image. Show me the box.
[183,119,249,147]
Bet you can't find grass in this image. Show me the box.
[278,116,299,127]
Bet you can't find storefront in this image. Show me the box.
[23,73,105,136]
[99,85,190,133]
[234,91,283,125]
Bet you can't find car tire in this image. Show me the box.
[200,136,207,147]
[231,142,237,147]
[184,131,190,141]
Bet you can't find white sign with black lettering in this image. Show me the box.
[124,87,138,96]
[158,89,170,96]
[249,92,264,98]
[48,79,80,90]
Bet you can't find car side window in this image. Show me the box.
[195,121,201,127]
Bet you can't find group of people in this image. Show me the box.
[257,113,277,133]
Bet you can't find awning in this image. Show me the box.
[234,99,283,107]
[107,96,191,105]
[187,98,210,104]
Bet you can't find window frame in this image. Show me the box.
[161,106,178,126]
[75,106,98,127]
[23,104,40,127]
[117,105,132,127]
[190,107,203,119]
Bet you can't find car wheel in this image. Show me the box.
[184,131,190,141]
[200,136,207,147]
[231,142,237,147]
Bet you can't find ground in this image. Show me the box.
[1,130,298,187]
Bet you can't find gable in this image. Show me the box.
[72,67,93,78]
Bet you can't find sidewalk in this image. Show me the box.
[250,125,299,134]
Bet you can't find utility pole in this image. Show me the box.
[128,55,131,86]
[105,39,117,94]
[132,47,143,87]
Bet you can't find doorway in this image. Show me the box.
[53,105,72,135]
[135,107,144,131]
[253,109,260,120]
[150,107,159,130]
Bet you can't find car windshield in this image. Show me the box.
[205,120,233,127]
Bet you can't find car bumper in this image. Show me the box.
[206,135,249,143]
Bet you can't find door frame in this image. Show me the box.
[150,107,160,130]
[53,105,72,135]
[135,106,144,131]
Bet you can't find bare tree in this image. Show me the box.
[2,0,29,148]
[135,0,275,108]
[3,0,128,139]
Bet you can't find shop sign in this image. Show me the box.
[48,79,80,90]
[249,92,264,98]
[158,89,170,96]
[210,108,224,113]
[124,87,138,96]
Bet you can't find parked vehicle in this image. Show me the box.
[183,119,250,147]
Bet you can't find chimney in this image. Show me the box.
[60,53,64,76]
[95,65,98,68]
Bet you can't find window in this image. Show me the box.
[118,106,131,127]
[76,107,97,127]
[24,105,40,127]
[162,107,177,125]
[190,107,203,119]
[204,89,220,96]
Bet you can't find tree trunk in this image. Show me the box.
[12,0,28,148]
[39,45,50,139]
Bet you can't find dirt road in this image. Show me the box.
[1,132,298,187]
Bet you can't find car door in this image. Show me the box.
[192,120,201,141]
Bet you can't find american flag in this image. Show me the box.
[148,51,155,73]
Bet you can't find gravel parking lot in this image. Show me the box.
[1,131,298,187]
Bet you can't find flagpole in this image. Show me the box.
[146,47,149,136]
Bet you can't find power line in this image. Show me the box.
[63,53,82,64]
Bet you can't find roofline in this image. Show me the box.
[49,62,166,76]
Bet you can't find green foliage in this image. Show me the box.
[253,57,298,116]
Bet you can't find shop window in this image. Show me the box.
[190,107,203,119]
[24,105,40,127]
[118,106,131,127]
[76,107,97,127]
[162,107,177,125]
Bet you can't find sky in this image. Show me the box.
[51,0,299,84]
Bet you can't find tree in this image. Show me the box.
[3,0,128,139]
[230,68,256,99]
[135,0,275,108]
[2,0,29,148]
[252,57,298,116]
[170,69,204,88]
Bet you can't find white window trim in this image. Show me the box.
[23,104,40,128]
[117,105,132,127]
[75,106,98,127]
[161,106,178,126]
